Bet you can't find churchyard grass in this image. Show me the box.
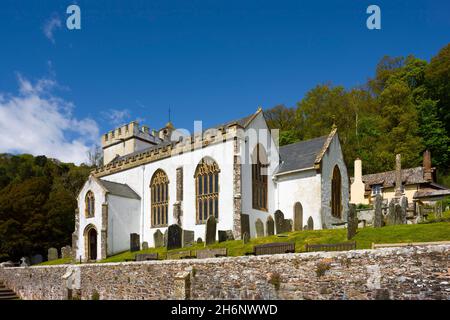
[99,220,450,263]
[38,257,73,266]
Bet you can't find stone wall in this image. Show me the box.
[1,245,448,300]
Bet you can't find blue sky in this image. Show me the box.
[0,0,449,163]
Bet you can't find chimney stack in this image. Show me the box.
[423,150,433,182]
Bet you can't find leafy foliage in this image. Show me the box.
[264,44,450,182]
[0,154,91,262]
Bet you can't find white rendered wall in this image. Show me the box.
[76,177,106,261]
[275,170,322,230]
[107,195,141,255]
[100,139,235,247]
[241,112,280,237]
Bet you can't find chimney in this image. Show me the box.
[354,158,362,182]
[394,154,403,197]
[423,150,433,182]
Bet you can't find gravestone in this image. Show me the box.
[255,219,264,238]
[20,257,30,267]
[167,224,183,250]
[386,199,396,225]
[395,204,403,225]
[274,210,285,234]
[303,225,308,230]
[164,230,168,247]
[347,204,358,240]
[286,219,293,232]
[242,232,250,244]
[31,254,43,265]
[205,216,217,246]
[197,237,203,244]
[48,247,58,261]
[130,233,140,252]
[142,242,149,250]
[183,230,195,247]
[307,217,314,230]
[218,230,227,243]
[225,230,235,241]
[266,216,275,236]
[153,230,164,248]
[374,194,383,228]
[400,196,408,224]
[61,245,72,259]
[240,214,250,239]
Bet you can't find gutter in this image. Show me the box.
[273,166,315,178]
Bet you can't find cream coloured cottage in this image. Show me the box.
[73,108,349,261]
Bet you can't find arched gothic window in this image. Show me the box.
[252,144,268,211]
[331,165,342,218]
[195,157,220,224]
[151,169,169,227]
[85,191,95,218]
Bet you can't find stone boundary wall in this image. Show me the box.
[0,245,449,300]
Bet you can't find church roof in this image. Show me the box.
[97,179,141,200]
[277,135,328,174]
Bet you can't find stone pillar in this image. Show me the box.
[72,209,79,260]
[347,204,358,240]
[100,203,108,260]
[394,154,403,198]
[374,194,383,228]
[232,137,242,239]
[174,271,191,300]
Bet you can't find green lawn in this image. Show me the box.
[37,257,73,266]
[100,220,450,263]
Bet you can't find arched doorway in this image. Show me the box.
[84,225,98,261]
[294,202,303,231]
[331,165,342,218]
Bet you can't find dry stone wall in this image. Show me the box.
[0,245,449,300]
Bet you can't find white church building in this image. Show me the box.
[73,108,349,261]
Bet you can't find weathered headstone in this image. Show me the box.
[374,194,383,228]
[205,215,217,246]
[130,233,140,252]
[395,204,403,225]
[400,196,408,224]
[347,204,358,240]
[225,230,235,241]
[266,216,275,236]
[286,219,293,232]
[240,214,250,238]
[142,241,149,250]
[255,218,264,237]
[61,245,72,259]
[164,230,168,247]
[303,225,308,230]
[386,199,396,225]
[274,210,286,234]
[153,230,164,248]
[31,254,43,265]
[183,230,195,247]
[48,247,58,261]
[242,232,250,244]
[197,237,203,244]
[167,224,183,250]
[218,230,227,243]
[307,217,314,230]
[20,257,30,267]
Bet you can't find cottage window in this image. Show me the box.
[195,157,220,223]
[151,169,169,227]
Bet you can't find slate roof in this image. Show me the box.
[97,179,141,200]
[277,135,328,174]
[359,167,427,190]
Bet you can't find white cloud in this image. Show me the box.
[43,15,62,43]
[0,75,99,165]
[102,109,131,126]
